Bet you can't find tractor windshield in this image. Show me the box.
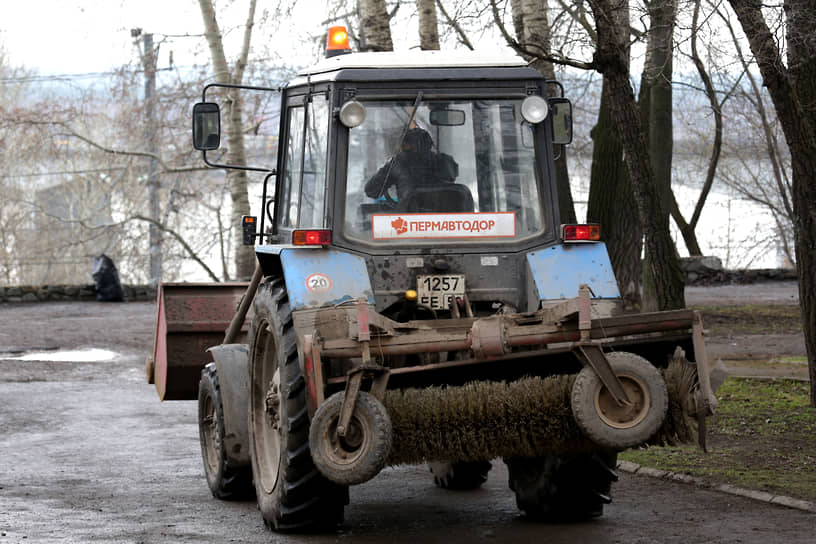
[344,98,545,243]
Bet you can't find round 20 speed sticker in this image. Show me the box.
[306,273,333,294]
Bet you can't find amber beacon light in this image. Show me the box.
[326,26,352,58]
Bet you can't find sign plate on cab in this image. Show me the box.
[417,274,465,310]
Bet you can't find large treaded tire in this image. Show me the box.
[248,278,347,532]
[506,452,618,521]
[571,351,669,450]
[429,461,492,490]
[198,363,254,500]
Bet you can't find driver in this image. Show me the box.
[364,127,458,204]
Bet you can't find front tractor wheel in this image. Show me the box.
[309,391,392,486]
[248,278,346,532]
[571,351,669,450]
[197,363,253,500]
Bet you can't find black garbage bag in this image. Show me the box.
[92,254,126,302]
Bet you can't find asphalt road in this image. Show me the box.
[1,295,813,543]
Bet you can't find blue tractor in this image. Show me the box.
[149,28,719,532]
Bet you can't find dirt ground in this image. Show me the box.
[1,282,813,542]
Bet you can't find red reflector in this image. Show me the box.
[292,230,332,246]
[563,224,601,242]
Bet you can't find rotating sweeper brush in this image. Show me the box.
[318,357,702,470]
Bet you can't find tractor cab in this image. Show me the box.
[193,45,607,321]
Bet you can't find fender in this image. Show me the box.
[255,246,375,311]
[207,344,251,466]
[526,243,620,307]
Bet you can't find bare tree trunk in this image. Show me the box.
[639,0,677,312]
[727,0,816,405]
[360,0,394,51]
[513,0,576,223]
[198,0,257,280]
[417,0,440,50]
[589,0,685,311]
[586,0,641,310]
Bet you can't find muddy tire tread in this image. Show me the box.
[249,278,346,532]
[506,452,618,521]
[197,363,254,501]
[429,461,492,490]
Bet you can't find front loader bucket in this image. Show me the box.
[150,282,249,400]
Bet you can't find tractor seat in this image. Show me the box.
[401,184,474,213]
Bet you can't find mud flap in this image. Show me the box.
[208,344,250,466]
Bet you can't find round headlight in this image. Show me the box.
[339,100,366,128]
[521,95,549,124]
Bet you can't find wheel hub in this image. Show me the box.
[595,374,650,429]
[264,372,281,431]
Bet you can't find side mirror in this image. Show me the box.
[192,102,221,151]
[549,98,573,145]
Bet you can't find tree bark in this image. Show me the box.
[417,0,440,50]
[639,0,677,312]
[588,0,686,311]
[360,0,394,52]
[727,0,816,405]
[198,0,257,280]
[586,0,642,310]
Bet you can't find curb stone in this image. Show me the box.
[617,460,816,514]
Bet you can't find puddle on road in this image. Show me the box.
[5,348,119,362]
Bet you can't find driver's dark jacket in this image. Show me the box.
[364,150,459,202]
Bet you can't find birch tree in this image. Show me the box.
[198,0,257,280]
[360,0,394,51]
[417,0,440,50]
[490,0,576,223]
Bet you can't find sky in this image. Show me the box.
[0,0,210,75]
[0,0,508,78]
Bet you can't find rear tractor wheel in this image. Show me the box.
[506,451,618,521]
[248,279,347,532]
[429,461,492,490]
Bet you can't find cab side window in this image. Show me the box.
[299,95,329,227]
[278,94,329,229]
[279,106,305,228]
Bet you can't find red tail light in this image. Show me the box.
[292,229,332,246]
[562,224,601,242]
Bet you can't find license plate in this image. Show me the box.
[416,274,466,310]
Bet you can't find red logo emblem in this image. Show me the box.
[391,217,408,235]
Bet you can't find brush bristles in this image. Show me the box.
[383,360,699,466]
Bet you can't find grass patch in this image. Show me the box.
[621,377,816,501]
[694,304,802,336]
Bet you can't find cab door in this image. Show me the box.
[276,90,332,234]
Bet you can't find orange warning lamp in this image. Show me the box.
[326,26,352,58]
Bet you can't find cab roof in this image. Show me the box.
[288,50,539,87]
[298,50,528,75]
